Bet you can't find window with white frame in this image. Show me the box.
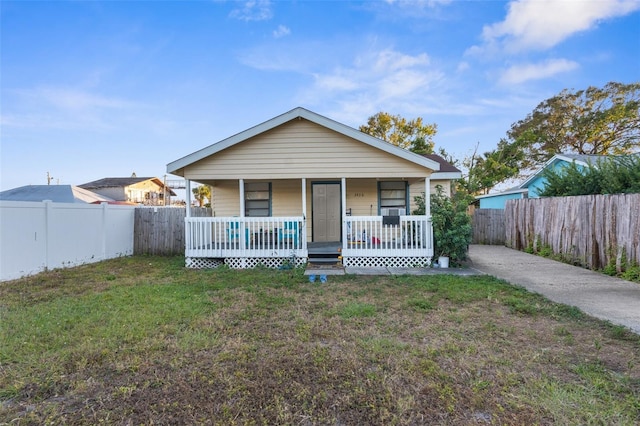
[244,182,271,217]
[379,181,407,214]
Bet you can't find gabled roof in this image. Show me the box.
[519,153,606,189]
[421,154,462,179]
[0,185,115,204]
[79,177,176,196]
[167,107,441,174]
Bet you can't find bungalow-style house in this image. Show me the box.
[79,176,176,206]
[476,153,604,209]
[166,107,461,269]
[0,185,115,204]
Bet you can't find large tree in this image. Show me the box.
[359,112,437,154]
[465,82,640,194]
[458,140,527,195]
[507,81,640,169]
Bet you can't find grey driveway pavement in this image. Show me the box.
[468,245,640,334]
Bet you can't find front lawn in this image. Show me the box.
[1,256,638,424]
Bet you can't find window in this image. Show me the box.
[245,182,271,217]
[379,181,407,213]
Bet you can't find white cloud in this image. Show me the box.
[384,0,452,8]
[499,58,579,85]
[229,0,273,22]
[35,87,135,110]
[314,73,360,91]
[3,86,139,130]
[373,50,430,72]
[309,49,439,99]
[456,61,469,73]
[273,25,290,38]
[295,48,449,124]
[480,0,640,53]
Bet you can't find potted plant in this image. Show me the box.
[414,185,472,268]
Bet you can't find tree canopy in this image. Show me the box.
[538,155,640,197]
[508,82,640,169]
[359,112,437,154]
[192,185,211,207]
[465,82,640,194]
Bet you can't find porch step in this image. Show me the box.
[308,256,341,266]
[307,246,342,267]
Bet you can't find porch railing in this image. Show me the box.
[185,216,306,258]
[342,215,433,257]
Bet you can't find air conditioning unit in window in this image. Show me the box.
[381,208,406,216]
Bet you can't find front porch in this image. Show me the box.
[185,215,433,269]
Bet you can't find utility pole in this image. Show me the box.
[47,172,54,185]
[163,174,167,206]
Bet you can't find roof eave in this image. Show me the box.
[431,172,462,180]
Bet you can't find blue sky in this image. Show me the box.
[2,0,639,194]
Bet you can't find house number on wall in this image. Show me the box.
[353,192,365,197]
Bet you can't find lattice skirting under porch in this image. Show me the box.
[186,257,308,269]
[343,256,432,268]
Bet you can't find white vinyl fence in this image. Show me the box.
[0,201,135,281]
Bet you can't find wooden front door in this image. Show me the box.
[312,183,341,242]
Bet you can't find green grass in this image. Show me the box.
[1,256,638,425]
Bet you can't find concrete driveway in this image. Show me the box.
[468,245,640,334]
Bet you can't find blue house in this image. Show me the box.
[476,154,603,209]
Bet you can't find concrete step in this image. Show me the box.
[308,257,341,265]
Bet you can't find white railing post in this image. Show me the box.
[185,179,192,218]
[239,180,246,252]
[342,178,347,251]
[302,178,307,249]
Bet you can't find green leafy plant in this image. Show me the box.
[414,185,472,265]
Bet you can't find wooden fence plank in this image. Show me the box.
[505,194,640,271]
[133,207,211,255]
[472,209,505,245]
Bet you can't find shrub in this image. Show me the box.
[414,186,472,265]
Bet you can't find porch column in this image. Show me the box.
[425,177,431,218]
[185,179,192,217]
[301,178,307,219]
[425,176,432,254]
[239,179,245,217]
[301,178,307,245]
[238,179,246,251]
[341,177,347,251]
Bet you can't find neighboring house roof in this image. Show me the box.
[475,187,528,200]
[519,153,606,189]
[0,185,116,204]
[79,177,177,196]
[167,107,442,175]
[421,154,462,180]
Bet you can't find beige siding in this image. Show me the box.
[210,177,448,240]
[344,179,378,216]
[211,180,305,217]
[211,181,240,217]
[272,180,304,216]
[407,179,453,213]
[212,178,452,219]
[185,119,433,180]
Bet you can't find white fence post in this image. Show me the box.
[44,200,53,270]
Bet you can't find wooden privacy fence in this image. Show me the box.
[505,194,640,271]
[134,207,211,255]
[472,209,505,245]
